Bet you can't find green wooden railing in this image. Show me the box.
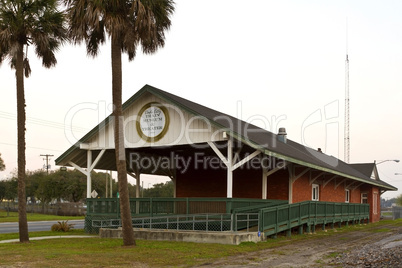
[84,198,369,236]
[258,201,370,236]
[86,197,287,217]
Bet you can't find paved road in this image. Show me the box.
[0,220,84,233]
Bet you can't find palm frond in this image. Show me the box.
[0,0,67,70]
[64,0,175,60]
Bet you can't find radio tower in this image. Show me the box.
[344,19,350,163]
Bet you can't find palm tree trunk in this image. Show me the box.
[16,44,29,243]
[111,34,136,246]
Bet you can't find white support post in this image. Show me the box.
[128,171,140,214]
[105,172,108,198]
[87,150,92,198]
[207,140,233,198]
[69,149,106,199]
[172,176,177,198]
[288,164,293,204]
[136,173,141,198]
[127,172,140,198]
[227,139,233,198]
[171,168,177,198]
[110,170,113,198]
[262,168,268,199]
[135,172,140,214]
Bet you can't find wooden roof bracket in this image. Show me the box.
[292,167,311,183]
[309,171,325,185]
[334,178,347,189]
[346,181,357,189]
[352,182,364,190]
[323,175,338,188]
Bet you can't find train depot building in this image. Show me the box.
[56,85,397,240]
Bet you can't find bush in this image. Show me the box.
[51,220,75,232]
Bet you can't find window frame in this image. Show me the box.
[345,189,350,203]
[361,193,368,204]
[312,184,319,201]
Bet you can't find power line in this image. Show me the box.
[0,142,64,152]
[0,111,89,133]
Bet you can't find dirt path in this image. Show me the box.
[198,222,402,267]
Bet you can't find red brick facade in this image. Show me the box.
[360,185,380,223]
[175,158,264,198]
[176,159,381,222]
[176,165,227,197]
[267,169,289,200]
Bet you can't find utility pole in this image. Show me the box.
[40,154,54,175]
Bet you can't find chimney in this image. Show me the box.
[277,127,287,143]
[317,148,322,153]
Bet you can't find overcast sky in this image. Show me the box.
[1,0,401,199]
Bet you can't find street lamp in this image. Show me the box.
[375,159,400,165]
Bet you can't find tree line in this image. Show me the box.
[0,168,173,204]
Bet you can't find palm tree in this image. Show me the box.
[64,0,175,246]
[0,0,67,243]
[0,153,5,171]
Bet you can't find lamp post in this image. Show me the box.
[375,159,400,165]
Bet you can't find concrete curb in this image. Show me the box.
[0,235,96,244]
[100,228,264,245]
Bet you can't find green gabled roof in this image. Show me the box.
[55,84,398,191]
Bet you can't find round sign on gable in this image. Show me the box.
[136,102,169,142]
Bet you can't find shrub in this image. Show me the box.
[51,220,75,232]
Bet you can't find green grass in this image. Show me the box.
[0,235,292,267]
[324,251,342,259]
[0,229,88,241]
[0,210,84,223]
[0,218,400,267]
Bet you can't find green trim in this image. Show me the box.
[261,149,396,191]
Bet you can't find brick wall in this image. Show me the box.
[350,188,361,203]
[292,172,311,203]
[267,169,289,200]
[175,154,380,222]
[233,166,262,198]
[176,156,263,198]
[360,185,380,223]
[176,158,227,197]
[320,179,346,203]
